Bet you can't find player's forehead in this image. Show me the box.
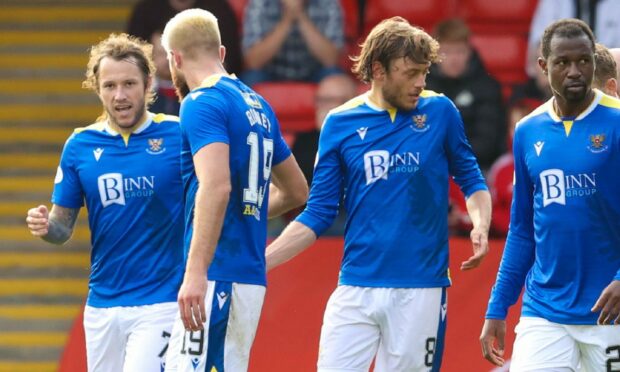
[98,57,143,83]
[548,34,594,59]
[391,56,430,72]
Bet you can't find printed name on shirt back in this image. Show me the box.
[245,108,271,132]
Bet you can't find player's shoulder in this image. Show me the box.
[69,121,106,140]
[183,74,237,108]
[328,94,368,117]
[419,89,454,106]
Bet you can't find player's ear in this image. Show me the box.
[171,50,182,69]
[538,57,548,75]
[219,45,226,64]
[606,78,618,97]
[371,61,386,81]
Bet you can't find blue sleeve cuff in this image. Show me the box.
[463,182,489,199]
[295,207,337,237]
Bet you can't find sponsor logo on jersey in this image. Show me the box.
[97,173,155,207]
[146,138,166,155]
[588,134,608,153]
[540,169,597,207]
[356,126,368,140]
[534,141,544,156]
[93,147,104,161]
[410,114,429,133]
[363,150,421,185]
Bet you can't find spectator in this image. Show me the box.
[241,0,344,86]
[426,18,507,172]
[526,0,620,77]
[126,0,243,75]
[510,41,552,109]
[487,98,538,237]
[149,31,180,115]
[292,73,357,185]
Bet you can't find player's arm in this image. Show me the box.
[26,204,80,245]
[178,142,231,332]
[480,125,535,366]
[268,154,308,219]
[461,189,492,270]
[443,98,492,270]
[266,221,317,271]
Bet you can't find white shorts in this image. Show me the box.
[511,316,620,371]
[317,285,447,372]
[165,280,266,372]
[83,301,177,372]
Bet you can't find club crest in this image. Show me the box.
[146,138,166,155]
[588,134,608,153]
[410,114,429,132]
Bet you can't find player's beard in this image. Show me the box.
[106,96,147,132]
[171,68,190,100]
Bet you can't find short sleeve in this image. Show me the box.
[180,90,230,156]
[51,135,84,208]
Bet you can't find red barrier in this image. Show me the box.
[60,237,520,371]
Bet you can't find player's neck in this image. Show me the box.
[552,89,595,118]
[184,60,228,90]
[368,84,395,111]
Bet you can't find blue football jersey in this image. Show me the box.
[52,113,184,307]
[180,75,291,286]
[296,91,487,288]
[486,90,620,324]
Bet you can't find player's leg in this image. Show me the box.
[510,317,579,371]
[218,282,266,371]
[83,305,125,372]
[317,285,381,372]
[123,302,178,372]
[570,324,620,371]
[165,280,215,372]
[374,287,446,372]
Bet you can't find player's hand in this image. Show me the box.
[26,205,50,237]
[461,226,489,270]
[480,319,506,366]
[177,271,208,332]
[592,280,620,324]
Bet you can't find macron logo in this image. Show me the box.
[190,92,203,101]
[357,127,368,140]
[534,141,544,156]
[216,292,229,310]
[93,148,104,161]
[441,303,447,321]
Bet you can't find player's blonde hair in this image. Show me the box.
[83,33,155,121]
[161,8,221,59]
[352,17,440,83]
